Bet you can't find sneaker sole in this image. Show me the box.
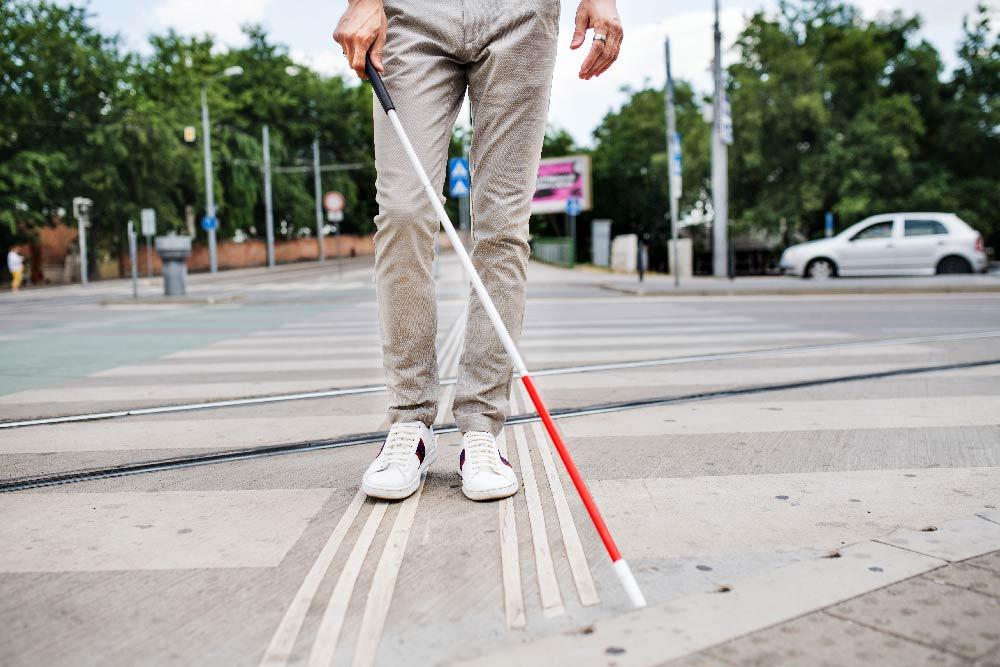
[362,446,437,501]
[461,477,520,502]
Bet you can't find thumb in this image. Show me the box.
[570,8,588,49]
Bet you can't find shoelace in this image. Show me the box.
[382,423,422,466]
[464,432,498,471]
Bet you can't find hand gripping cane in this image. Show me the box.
[366,54,646,609]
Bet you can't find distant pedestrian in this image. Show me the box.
[334,0,623,501]
[7,248,24,292]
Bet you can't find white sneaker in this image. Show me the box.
[362,422,436,500]
[458,431,519,501]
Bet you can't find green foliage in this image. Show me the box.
[591,0,998,256]
[589,82,710,267]
[2,0,997,272]
[725,0,998,244]
[0,1,377,263]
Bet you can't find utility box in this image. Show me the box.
[611,234,638,273]
[155,235,192,296]
[591,219,612,267]
[668,238,693,278]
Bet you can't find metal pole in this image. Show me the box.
[569,213,577,264]
[711,0,729,278]
[335,210,342,276]
[128,221,138,299]
[146,236,153,278]
[263,125,275,268]
[201,86,219,274]
[312,138,325,263]
[637,236,645,282]
[665,36,681,288]
[77,215,88,285]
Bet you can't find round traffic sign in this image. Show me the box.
[323,191,345,213]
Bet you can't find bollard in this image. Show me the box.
[154,235,192,296]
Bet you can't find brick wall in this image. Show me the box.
[123,235,377,275]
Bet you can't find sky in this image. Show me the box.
[61,0,989,146]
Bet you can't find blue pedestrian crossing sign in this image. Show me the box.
[449,157,470,199]
[201,215,218,232]
[566,197,582,217]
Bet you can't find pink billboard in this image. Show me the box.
[531,155,592,215]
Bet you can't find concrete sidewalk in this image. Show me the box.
[597,272,1000,297]
[1,256,999,666]
[463,513,1000,666]
[519,260,1000,296]
[671,548,1000,666]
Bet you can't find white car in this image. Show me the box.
[780,212,987,279]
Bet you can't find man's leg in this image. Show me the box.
[452,2,560,435]
[373,3,466,429]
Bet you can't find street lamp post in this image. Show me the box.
[665,36,681,288]
[711,0,730,278]
[201,66,243,274]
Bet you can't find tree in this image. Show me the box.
[933,5,999,245]
[0,1,131,267]
[589,82,710,269]
[726,0,998,247]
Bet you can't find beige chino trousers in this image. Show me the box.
[373,0,559,435]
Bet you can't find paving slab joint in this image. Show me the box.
[456,512,1000,667]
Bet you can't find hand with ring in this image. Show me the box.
[571,0,623,80]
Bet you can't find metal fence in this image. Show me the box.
[531,237,575,267]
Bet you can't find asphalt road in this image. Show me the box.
[1,257,998,666]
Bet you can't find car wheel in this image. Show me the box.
[806,258,835,281]
[936,256,972,275]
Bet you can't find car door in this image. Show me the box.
[838,218,897,274]
[896,218,949,273]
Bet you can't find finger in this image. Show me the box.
[570,7,589,49]
[592,31,622,78]
[580,18,612,77]
[350,41,367,78]
[588,32,616,78]
[578,38,605,78]
[592,45,618,77]
[370,30,386,72]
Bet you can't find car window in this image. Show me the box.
[851,221,893,241]
[905,219,948,236]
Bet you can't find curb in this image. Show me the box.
[599,283,1000,297]
[100,295,243,306]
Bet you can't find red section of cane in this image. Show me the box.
[520,373,622,563]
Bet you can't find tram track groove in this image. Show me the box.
[2,357,997,494]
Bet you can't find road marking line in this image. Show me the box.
[325,305,465,666]
[511,389,565,618]
[518,384,600,607]
[350,483,425,667]
[497,428,527,629]
[7,331,997,429]
[259,490,366,667]
[307,502,388,667]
